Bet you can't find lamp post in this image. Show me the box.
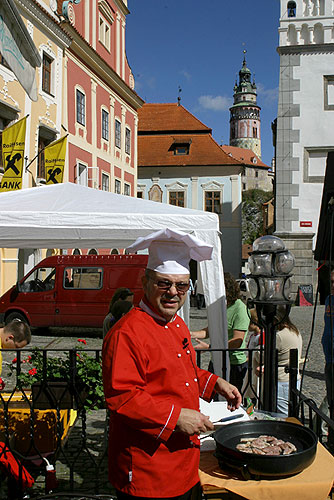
[247,235,295,412]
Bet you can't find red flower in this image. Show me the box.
[28,368,37,376]
[77,339,87,345]
[0,378,5,390]
[12,358,17,364]
[27,356,32,363]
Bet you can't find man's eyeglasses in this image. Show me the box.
[148,277,190,293]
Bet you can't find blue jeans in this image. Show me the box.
[277,379,301,416]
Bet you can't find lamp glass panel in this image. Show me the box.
[283,277,292,300]
[248,254,272,276]
[253,235,285,253]
[249,278,259,299]
[274,251,295,275]
[258,277,285,301]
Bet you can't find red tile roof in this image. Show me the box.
[220,145,270,169]
[138,134,241,167]
[138,103,211,133]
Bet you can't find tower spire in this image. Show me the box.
[229,53,262,158]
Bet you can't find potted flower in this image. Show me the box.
[9,340,104,411]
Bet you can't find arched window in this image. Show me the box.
[73,248,81,255]
[314,23,324,44]
[301,24,310,44]
[88,248,98,255]
[288,24,298,44]
[110,249,119,255]
[287,1,297,17]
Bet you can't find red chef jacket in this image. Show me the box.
[102,300,218,498]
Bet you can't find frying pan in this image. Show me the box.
[213,420,317,480]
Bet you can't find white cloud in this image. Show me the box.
[198,94,231,111]
[180,70,191,81]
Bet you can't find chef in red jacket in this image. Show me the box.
[102,229,241,500]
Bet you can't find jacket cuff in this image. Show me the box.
[157,404,181,443]
[201,373,219,401]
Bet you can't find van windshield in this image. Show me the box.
[64,267,103,290]
[20,267,56,292]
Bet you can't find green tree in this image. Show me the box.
[242,189,273,244]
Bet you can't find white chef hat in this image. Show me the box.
[126,228,213,275]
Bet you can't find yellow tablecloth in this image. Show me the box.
[199,443,334,500]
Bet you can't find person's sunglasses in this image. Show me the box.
[148,277,190,293]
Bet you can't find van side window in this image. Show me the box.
[20,267,56,292]
[64,267,103,289]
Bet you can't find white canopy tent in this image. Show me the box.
[0,183,228,375]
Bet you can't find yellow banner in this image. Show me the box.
[0,116,27,192]
[45,136,67,185]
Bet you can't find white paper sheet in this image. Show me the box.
[199,400,250,451]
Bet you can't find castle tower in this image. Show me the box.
[275,0,334,297]
[229,53,262,158]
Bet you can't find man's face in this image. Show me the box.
[142,270,190,321]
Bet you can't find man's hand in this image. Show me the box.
[214,377,241,411]
[175,408,214,436]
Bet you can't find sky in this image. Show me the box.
[125,0,281,168]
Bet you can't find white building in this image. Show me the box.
[276,0,334,295]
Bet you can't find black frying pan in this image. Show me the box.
[214,420,317,480]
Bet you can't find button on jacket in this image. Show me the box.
[102,304,218,498]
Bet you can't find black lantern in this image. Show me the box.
[247,235,295,412]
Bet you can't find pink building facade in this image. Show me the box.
[59,0,143,197]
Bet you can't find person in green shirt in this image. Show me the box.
[191,273,250,392]
[224,272,250,391]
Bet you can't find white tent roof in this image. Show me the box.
[0,183,228,373]
[0,182,219,248]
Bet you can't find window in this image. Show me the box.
[174,145,189,155]
[20,267,56,293]
[88,249,98,255]
[99,16,110,50]
[102,109,109,140]
[324,76,334,110]
[253,127,257,138]
[115,179,121,194]
[169,191,185,207]
[125,128,131,155]
[124,183,131,196]
[101,172,110,191]
[287,1,296,17]
[137,192,143,198]
[42,53,52,94]
[64,267,103,289]
[77,163,88,186]
[115,119,121,148]
[76,89,85,126]
[205,191,221,214]
[255,171,259,178]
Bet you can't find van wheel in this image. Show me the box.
[5,312,28,325]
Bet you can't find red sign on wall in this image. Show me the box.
[300,221,312,227]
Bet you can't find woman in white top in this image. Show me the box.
[255,306,302,416]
